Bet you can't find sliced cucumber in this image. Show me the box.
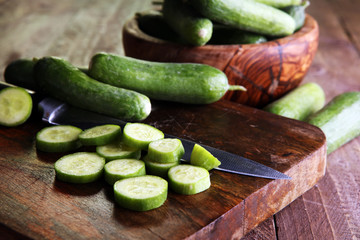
[168,165,210,195]
[143,155,180,178]
[114,175,168,211]
[122,123,164,150]
[78,124,121,146]
[36,125,82,152]
[104,159,146,185]
[96,139,141,162]
[147,138,185,163]
[190,144,221,170]
[0,87,33,127]
[54,152,105,183]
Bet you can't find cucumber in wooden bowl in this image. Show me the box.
[34,57,151,121]
[88,53,245,104]
[306,92,360,154]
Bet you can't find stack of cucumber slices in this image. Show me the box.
[36,122,221,211]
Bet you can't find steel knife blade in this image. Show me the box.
[0,81,291,180]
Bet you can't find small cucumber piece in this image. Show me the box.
[34,57,151,121]
[114,175,168,211]
[78,124,121,146]
[143,155,180,178]
[209,24,267,45]
[54,152,105,183]
[263,82,325,121]
[0,87,32,127]
[104,159,146,185]
[282,1,310,31]
[4,59,38,91]
[162,0,213,46]
[36,125,82,152]
[190,144,221,171]
[147,138,185,163]
[190,0,296,37]
[89,53,245,104]
[168,165,210,195]
[122,123,164,150]
[253,0,302,8]
[306,92,360,154]
[96,140,141,162]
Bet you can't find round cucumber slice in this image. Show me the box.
[104,159,146,185]
[122,123,164,150]
[96,140,141,162]
[36,125,82,152]
[143,155,180,178]
[114,175,168,211]
[190,144,221,170]
[78,124,121,146]
[0,87,32,127]
[168,165,210,195]
[54,152,105,183]
[147,138,185,163]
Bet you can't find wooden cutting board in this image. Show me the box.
[0,99,326,240]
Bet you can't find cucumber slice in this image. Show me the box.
[143,155,180,178]
[78,124,121,146]
[36,125,82,152]
[168,165,210,195]
[54,152,105,183]
[147,138,185,163]
[0,87,32,127]
[122,123,164,150]
[104,159,146,185]
[96,140,141,162]
[114,175,168,211]
[190,144,221,170]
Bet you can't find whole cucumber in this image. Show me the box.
[263,82,325,121]
[4,59,38,91]
[282,1,310,31]
[253,0,302,8]
[88,53,245,104]
[306,92,360,154]
[34,57,151,121]
[189,0,296,36]
[162,0,213,46]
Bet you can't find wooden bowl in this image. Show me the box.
[122,15,319,107]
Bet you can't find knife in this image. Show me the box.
[0,81,290,180]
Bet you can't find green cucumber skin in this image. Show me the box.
[34,57,151,121]
[253,0,302,8]
[88,53,229,104]
[306,92,360,154]
[163,0,213,46]
[263,82,325,121]
[189,0,295,36]
[4,59,38,91]
[282,1,309,31]
[209,25,267,45]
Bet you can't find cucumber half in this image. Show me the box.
[114,175,168,211]
[78,124,121,146]
[0,87,33,127]
[104,159,146,185]
[168,165,210,195]
[54,152,105,183]
[36,125,82,152]
[122,123,164,150]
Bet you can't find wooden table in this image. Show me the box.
[0,0,359,239]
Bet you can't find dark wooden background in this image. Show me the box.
[0,0,359,239]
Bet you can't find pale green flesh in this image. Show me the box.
[79,124,120,139]
[124,123,164,141]
[96,140,141,160]
[105,159,145,175]
[37,126,81,143]
[190,144,221,170]
[0,88,32,126]
[169,165,209,184]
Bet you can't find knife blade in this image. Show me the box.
[0,81,291,180]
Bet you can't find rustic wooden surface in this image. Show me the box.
[0,0,359,239]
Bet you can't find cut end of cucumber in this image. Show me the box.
[122,123,164,150]
[0,87,33,127]
[114,175,168,211]
[79,124,121,146]
[228,85,247,92]
[190,144,221,171]
[104,159,146,185]
[96,140,141,162]
[147,138,185,163]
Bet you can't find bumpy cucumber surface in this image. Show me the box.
[89,53,244,104]
[209,25,267,45]
[163,0,213,46]
[189,0,295,36]
[253,0,301,8]
[306,92,360,154]
[263,82,325,121]
[34,57,151,121]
